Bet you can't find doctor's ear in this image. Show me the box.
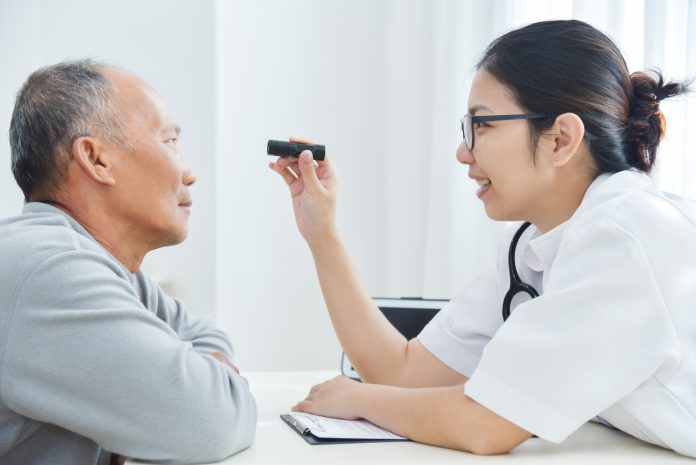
[543,113,586,167]
[71,137,116,186]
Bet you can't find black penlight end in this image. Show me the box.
[267,140,326,161]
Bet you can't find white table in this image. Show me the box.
[128,371,693,464]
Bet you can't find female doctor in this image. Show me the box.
[269,20,696,457]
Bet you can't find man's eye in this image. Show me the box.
[473,121,489,130]
[165,138,178,145]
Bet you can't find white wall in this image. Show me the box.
[0,0,217,317]
[0,0,41,218]
[215,0,391,370]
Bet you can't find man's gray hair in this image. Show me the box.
[9,59,128,201]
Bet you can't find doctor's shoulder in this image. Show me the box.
[563,170,696,252]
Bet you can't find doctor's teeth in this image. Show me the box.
[476,179,491,187]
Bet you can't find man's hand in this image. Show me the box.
[210,351,240,373]
[110,453,126,465]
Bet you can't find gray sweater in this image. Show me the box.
[0,203,257,464]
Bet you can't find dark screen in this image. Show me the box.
[379,306,441,340]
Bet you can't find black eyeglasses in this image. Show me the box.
[460,113,551,151]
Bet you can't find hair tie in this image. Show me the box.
[658,112,667,142]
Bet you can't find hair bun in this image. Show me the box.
[625,71,689,171]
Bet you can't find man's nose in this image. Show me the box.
[456,140,474,165]
[182,166,197,186]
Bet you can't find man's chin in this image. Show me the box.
[167,229,188,246]
[151,227,188,250]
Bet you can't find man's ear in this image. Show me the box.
[71,137,116,186]
[549,113,586,167]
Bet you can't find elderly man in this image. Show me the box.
[0,60,256,465]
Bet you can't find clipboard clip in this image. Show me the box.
[288,415,310,435]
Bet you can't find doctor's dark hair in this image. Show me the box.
[9,59,128,202]
[477,20,691,174]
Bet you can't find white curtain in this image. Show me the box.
[383,0,696,300]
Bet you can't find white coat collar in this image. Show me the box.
[520,172,617,272]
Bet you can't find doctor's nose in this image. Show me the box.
[456,140,474,165]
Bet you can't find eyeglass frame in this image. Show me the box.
[460,113,551,152]
[460,113,598,151]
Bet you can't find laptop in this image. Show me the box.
[340,297,448,380]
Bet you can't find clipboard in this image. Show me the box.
[280,414,409,445]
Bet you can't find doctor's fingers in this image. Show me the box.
[276,153,334,184]
[314,159,337,184]
[287,136,335,176]
[297,152,328,192]
[274,143,334,173]
[269,160,299,187]
[270,156,333,199]
[289,135,316,145]
[305,380,337,402]
[290,387,321,412]
[274,156,300,169]
[307,382,325,396]
[272,156,315,181]
[291,399,315,413]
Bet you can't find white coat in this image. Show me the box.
[418,169,696,457]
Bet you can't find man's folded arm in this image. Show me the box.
[0,250,257,463]
[136,272,238,359]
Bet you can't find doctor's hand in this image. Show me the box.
[291,375,364,420]
[268,137,338,248]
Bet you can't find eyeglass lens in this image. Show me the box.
[461,115,473,151]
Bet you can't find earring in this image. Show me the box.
[554,156,559,161]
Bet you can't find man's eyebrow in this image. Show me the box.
[468,104,492,116]
[163,124,181,135]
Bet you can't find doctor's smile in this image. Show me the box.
[469,174,491,199]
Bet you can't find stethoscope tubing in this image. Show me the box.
[502,222,540,321]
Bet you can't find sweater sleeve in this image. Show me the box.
[134,272,237,360]
[0,249,257,463]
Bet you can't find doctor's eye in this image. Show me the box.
[473,121,490,130]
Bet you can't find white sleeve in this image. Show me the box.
[464,221,681,442]
[417,267,501,377]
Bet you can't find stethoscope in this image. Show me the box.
[502,221,540,321]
